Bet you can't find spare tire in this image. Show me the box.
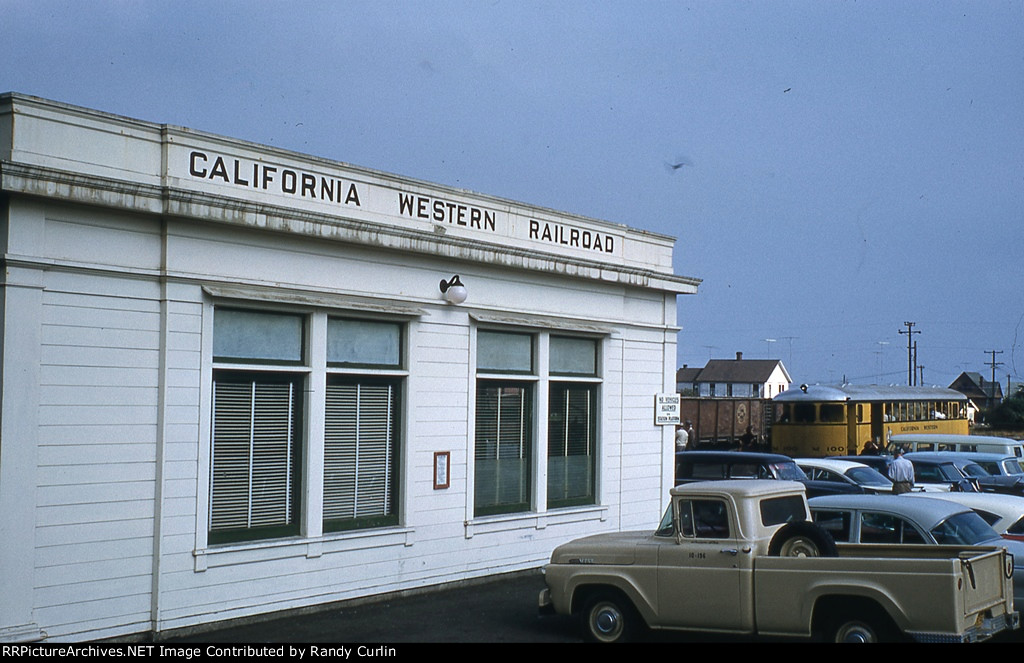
[768,521,838,557]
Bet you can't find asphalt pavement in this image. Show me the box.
[155,569,1022,645]
[159,570,578,644]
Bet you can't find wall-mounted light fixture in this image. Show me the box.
[439,275,468,304]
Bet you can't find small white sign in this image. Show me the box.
[655,393,681,426]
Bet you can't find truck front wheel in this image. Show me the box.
[582,593,638,643]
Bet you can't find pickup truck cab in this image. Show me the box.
[539,480,1018,643]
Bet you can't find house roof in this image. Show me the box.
[949,372,1004,399]
[675,366,703,383]
[695,358,789,383]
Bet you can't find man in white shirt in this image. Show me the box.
[888,447,915,494]
[675,424,689,451]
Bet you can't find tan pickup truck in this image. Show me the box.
[539,480,1019,642]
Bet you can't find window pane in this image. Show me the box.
[327,318,401,367]
[214,309,303,363]
[475,382,532,515]
[548,384,596,507]
[477,331,532,373]
[324,379,399,530]
[550,337,597,376]
[210,374,301,542]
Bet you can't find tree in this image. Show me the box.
[989,388,1024,430]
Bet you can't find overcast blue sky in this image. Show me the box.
[3,0,1022,388]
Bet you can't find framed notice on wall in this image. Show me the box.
[655,393,681,426]
[434,451,450,490]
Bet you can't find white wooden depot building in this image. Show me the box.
[0,94,699,641]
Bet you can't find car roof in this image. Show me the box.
[795,458,869,472]
[908,451,1011,462]
[904,452,983,467]
[671,479,806,498]
[901,491,1024,517]
[890,433,1020,444]
[808,494,971,528]
[674,450,794,463]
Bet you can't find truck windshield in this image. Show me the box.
[656,505,674,537]
[930,512,1000,545]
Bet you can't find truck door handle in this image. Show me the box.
[720,548,738,556]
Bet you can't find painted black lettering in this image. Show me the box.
[529,219,539,239]
[416,197,429,219]
[470,208,481,228]
[399,193,415,215]
[189,151,208,177]
[282,169,297,194]
[232,159,248,186]
[209,157,229,182]
[301,174,316,198]
[570,228,580,246]
[483,210,495,231]
[321,178,334,202]
[345,183,360,206]
[262,166,276,189]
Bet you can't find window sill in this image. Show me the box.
[464,504,608,539]
[194,526,414,571]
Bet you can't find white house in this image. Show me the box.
[0,94,700,641]
[677,352,791,399]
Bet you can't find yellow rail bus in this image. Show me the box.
[771,384,969,457]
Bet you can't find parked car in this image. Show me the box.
[831,454,956,492]
[890,433,1024,459]
[905,452,1024,496]
[674,451,862,498]
[808,493,1024,606]
[949,452,1024,478]
[795,458,894,494]
[902,491,1024,542]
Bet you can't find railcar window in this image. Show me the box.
[794,403,815,423]
[820,404,844,423]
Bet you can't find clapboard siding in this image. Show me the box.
[34,278,161,639]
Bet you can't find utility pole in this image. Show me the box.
[899,322,920,386]
[984,350,1004,385]
[917,364,924,386]
[985,350,1004,404]
[913,341,919,386]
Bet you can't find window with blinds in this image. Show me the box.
[324,379,399,531]
[548,383,596,507]
[474,382,532,516]
[210,375,302,543]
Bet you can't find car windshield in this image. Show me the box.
[771,462,809,481]
[959,463,991,478]
[937,464,965,481]
[930,512,1000,545]
[846,466,892,486]
[1008,516,1024,536]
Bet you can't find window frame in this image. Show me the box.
[204,303,410,549]
[472,327,603,519]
